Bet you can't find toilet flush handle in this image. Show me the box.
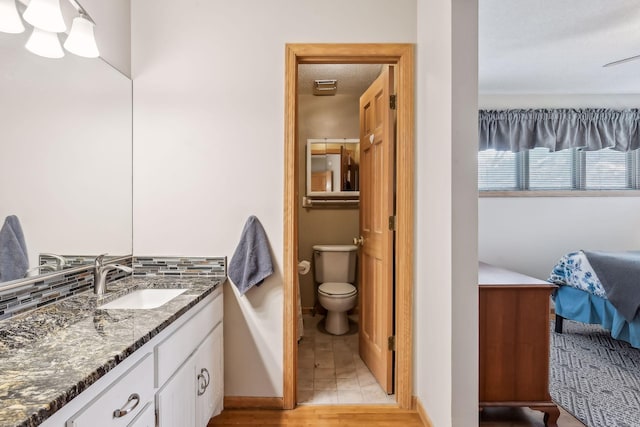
[353,236,364,247]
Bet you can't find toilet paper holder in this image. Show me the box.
[297,260,311,275]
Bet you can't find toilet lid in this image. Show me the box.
[318,282,357,296]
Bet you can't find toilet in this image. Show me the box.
[313,244,358,335]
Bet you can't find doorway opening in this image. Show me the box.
[297,63,391,405]
[283,44,415,410]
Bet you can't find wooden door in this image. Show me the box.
[358,66,395,394]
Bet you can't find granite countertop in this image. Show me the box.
[0,276,224,427]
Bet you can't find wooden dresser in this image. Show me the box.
[479,262,559,427]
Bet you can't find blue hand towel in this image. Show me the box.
[228,216,274,295]
[0,215,29,282]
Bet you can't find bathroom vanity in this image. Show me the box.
[0,276,224,427]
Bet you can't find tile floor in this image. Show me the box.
[297,314,395,405]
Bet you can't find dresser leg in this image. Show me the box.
[554,314,564,334]
[530,405,560,427]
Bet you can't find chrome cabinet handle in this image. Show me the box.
[113,393,140,418]
[197,372,207,396]
[197,368,211,396]
[201,368,210,388]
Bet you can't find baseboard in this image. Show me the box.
[302,306,314,315]
[412,396,434,427]
[223,396,284,409]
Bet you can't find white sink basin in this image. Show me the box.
[100,289,187,310]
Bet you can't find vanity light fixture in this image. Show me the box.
[23,0,66,33]
[25,26,64,58]
[0,0,24,34]
[0,0,99,59]
[63,11,98,58]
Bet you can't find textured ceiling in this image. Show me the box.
[298,64,382,96]
[480,0,640,94]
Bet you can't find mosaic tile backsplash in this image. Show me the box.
[132,256,227,277]
[0,257,133,320]
[39,254,128,269]
[0,256,226,320]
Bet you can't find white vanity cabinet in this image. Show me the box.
[155,288,224,427]
[156,324,223,427]
[195,324,224,425]
[156,323,223,427]
[39,286,223,427]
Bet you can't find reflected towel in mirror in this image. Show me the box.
[0,215,29,282]
[228,216,274,295]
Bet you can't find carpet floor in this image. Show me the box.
[551,320,640,427]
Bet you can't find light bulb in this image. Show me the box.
[25,27,64,59]
[64,15,99,58]
[23,0,66,33]
[0,0,24,34]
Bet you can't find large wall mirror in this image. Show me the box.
[305,138,359,206]
[0,30,132,287]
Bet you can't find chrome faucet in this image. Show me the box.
[24,253,69,277]
[24,264,56,277]
[41,253,68,270]
[94,254,133,295]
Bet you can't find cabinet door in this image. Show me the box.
[195,324,223,426]
[127,402,155,427]
[156,354,196,427]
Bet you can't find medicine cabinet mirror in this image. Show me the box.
[305,138,359,206]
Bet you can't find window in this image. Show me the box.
[478,148,640,192]
[478,150,518,190]
[528,148,573,190]
[584,148,628,189]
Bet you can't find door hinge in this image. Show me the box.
[388,215,396,231]
[390,94,397,110]
[388,336,396,351]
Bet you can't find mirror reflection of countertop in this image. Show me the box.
[0,276,224,427]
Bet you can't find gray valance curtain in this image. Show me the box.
[479,109,640,153]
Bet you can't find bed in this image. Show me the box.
[549,250,640,349]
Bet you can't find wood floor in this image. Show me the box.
[208,406,423,426]
[209,404,585,426]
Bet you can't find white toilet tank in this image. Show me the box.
[313,245,357,284]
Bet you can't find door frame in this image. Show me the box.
[283,43,414,410]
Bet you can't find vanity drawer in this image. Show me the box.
[155,292,223,387]
[67,353,154,427]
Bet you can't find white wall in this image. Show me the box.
[479,94,640,279]
[479,197,640,279]
[415,1,478,426]
[132,0,417,398]
[80,0,131,77]
[0,31,132,274]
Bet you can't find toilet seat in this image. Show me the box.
[318,282,357,298]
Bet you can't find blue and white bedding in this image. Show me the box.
[550,250,640,349]
[548,251,607,298]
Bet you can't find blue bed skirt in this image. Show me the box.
[554,285,640,349]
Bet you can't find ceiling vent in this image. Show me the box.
[313,79,337,96]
